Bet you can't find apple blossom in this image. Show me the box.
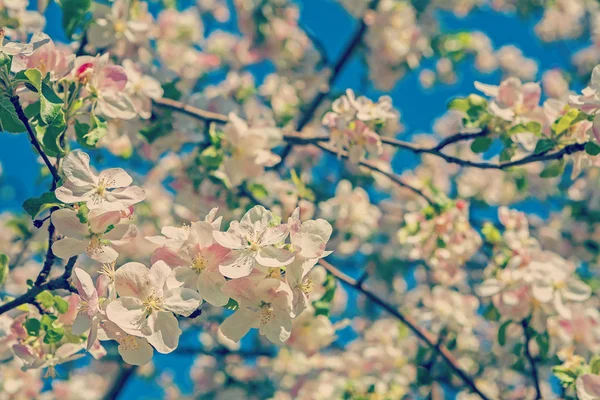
[105,261,201,353]
[71,54,137,120]
[51,208,137,263]
[219,277,294,344]
[55,150,145,211]
[213,205,294,279]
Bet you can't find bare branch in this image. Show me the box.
[319,259,491,400]
[0,256,77,316]
[276,0,382,167]
[9,96,61,182]
[104,363,138,400]
[153,97,229,123]
[522,319,543,399]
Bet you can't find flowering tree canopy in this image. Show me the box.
[4,0,600,399]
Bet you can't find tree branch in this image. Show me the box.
[276,0,382,167]
[103,363,138,400]
[318,259,490,400]
[9,96,61,182]
[153,97,229,123]
[315,141,435,205]
[0,256,77,316]
[522,319,542,399]
[153,98,586,174]
[152,99,435,205]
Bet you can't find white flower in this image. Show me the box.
[71,268,108,349]
[152,220,231,307]
[577,374,600,400]
[0,31,49,56]
[123,59,164,119]
[98,319,154,366]
[219,277,294,344]
[105,261,201,353]
[529,252,591,318]
[52,209,137,263]
[72,53,137,119]
[55,150,145,211]
[218,113,282,187]
[213,206,294,278]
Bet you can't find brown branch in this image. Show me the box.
[9,96,61,182]
[153,97,229,123]
[103,363,138,400]
[522,319,542,399]
[34,217,56,286]
[315,141,435,205]
[275,0,382,167]
[152,99,434,205]
[153,98,586,173]
[319,259,490,400]
[0,256,77,316]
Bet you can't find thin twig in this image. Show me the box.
[522,319,542,400]
[316,142,435,205]
[153,98,586,172]
[103,363,138,400]
[276,0,382,167]
[319,259,490,400]
[34,216,56,286]
[0,256,77,316]
[9,96,61,182]
[153,97,229,123]
[152,99,435,205]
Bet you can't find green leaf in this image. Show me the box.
[162,79,182,100]
[483,303,501,321]
[539,159,565,178]
[0,254,8,287]
[481,222,501,244]
[224,298,239,311]
[586,142,600,156]
[470,136,493,153]
[448,98,470,113]
[313,273,337,317]
[53,295,69,314]
[535,333,549,358]
[24,319,41,337]
[247,182,268,200]
[44,325,65,344]
[507,122,541,137]
[22,192,62,218]
[40,314,57,330]
[498,320,511,346]
[23,69,63,124]
[552,366,577,385]
[38,109,67,156]
[590,355,600,375]
[499,147,515,162]
[533,139,555,154]
[61,0,91,38]
[76,203,89,223]
[199,146,223,168]
[36,290,55,309]
[0,95,25,133]
[552,108,587,136]
[139,121,171,144]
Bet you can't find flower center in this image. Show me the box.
[78,300,89,314]
[299,278,314,294]
[143,294,164,314]
[260,302,275,325]
[118,335,140,351]
[86,235,104,255]
[96,180,107,196]
[191,255,207,273]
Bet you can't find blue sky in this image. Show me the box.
[0,1,588,397]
